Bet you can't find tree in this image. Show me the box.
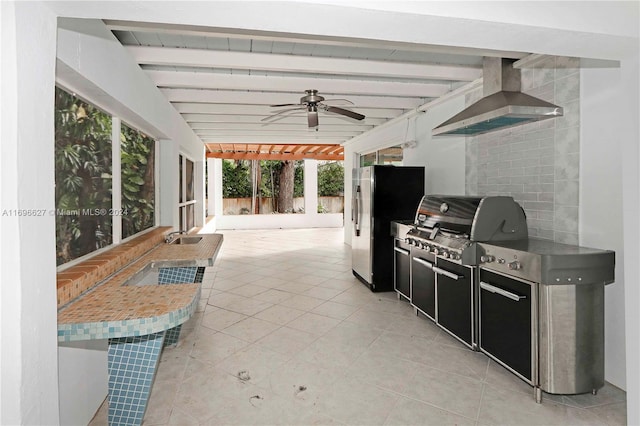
[222,160,251,198]
[278,160,295,213]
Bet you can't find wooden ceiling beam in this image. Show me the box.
[206,152,344,161]
[205,143,344,161]
[326,145,344,155]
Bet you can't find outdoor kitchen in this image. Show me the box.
[389,195,614,402]
[3,3,636,426]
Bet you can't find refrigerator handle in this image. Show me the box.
[354,185,361,236]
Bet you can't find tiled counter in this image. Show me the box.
[57,232,223,425]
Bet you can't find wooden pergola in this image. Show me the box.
[205,143,344,161]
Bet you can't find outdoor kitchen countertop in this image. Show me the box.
[57,233,223,342]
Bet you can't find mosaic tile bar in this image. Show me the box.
[57,233,222,342]
[108,332,165,425]
[57,232,222,426]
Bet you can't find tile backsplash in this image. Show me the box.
[465,57,580,244]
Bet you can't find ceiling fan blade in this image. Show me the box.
[261,109,306,126]
[308,109,319,128]
[270,103,301,108]
[261,106,306,122]
[325,105,365,120]
[322,99,354,106]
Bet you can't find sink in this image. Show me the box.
[122,263,201,286]
[170,236,202,245]
[122,264,160,286]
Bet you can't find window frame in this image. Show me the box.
[178,153,197,231]
[55,86,158,270]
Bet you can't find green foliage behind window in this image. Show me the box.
[121,124,155,239]
[318,162,344,196]
[55,87,113,265]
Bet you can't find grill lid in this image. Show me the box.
[415,195,482,235]
[414,195,528,242]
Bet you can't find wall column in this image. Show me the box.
[158,140,179,229]
[304,159,318,217]
[0,2,60,424]
[194,158,205,227]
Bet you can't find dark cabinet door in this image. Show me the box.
[410,249,436,319]
[479,269,532,382]
[394,239,411,300]
[435,260,473,346]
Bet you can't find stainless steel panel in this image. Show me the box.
[538,283,605,394]
[351,167,373,283]
[478,239,615,285]
[477,243,542,283]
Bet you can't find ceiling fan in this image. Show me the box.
[262,89,365,129]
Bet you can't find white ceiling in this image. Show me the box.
[105,19,529,148]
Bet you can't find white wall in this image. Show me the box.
[343,96,468,245]
[195,159,206,228]
[216,159,344,230]
[218,213,343,230]
[58,341,108,425]
[55,18,202,160]
[580,66,627,389]
[619,52,640,423]
[403,100,467,196]
[0,2,60,423]
[159,140,179,228]
[54,18,207,425]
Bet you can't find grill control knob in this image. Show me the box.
[451,253,461,261]
[508,261,522,271]
[442,251,450,259]
[480,255,495,263]
[404,238,411,244]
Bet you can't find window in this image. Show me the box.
[378,146,403,165]
[178,155,196,230]
[55,87,113,265]
[121,123,155,239]
[55,87,157,266]
[360,152,376,167]
[359,145,403,167]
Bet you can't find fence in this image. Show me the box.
[223,196,344,215]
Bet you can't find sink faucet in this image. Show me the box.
[165,230,187,243]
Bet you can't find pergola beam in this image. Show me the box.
[205,143,344,161]
[206,152,343,161]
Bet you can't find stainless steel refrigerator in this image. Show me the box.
[352,165,424,292]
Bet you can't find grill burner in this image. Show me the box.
[404,195,528,264]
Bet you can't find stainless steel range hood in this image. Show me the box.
[433,58,563,136]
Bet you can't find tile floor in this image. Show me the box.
[90,228,627,426]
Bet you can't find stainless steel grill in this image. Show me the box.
[393,194,616,402]
[404,195,528,264]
